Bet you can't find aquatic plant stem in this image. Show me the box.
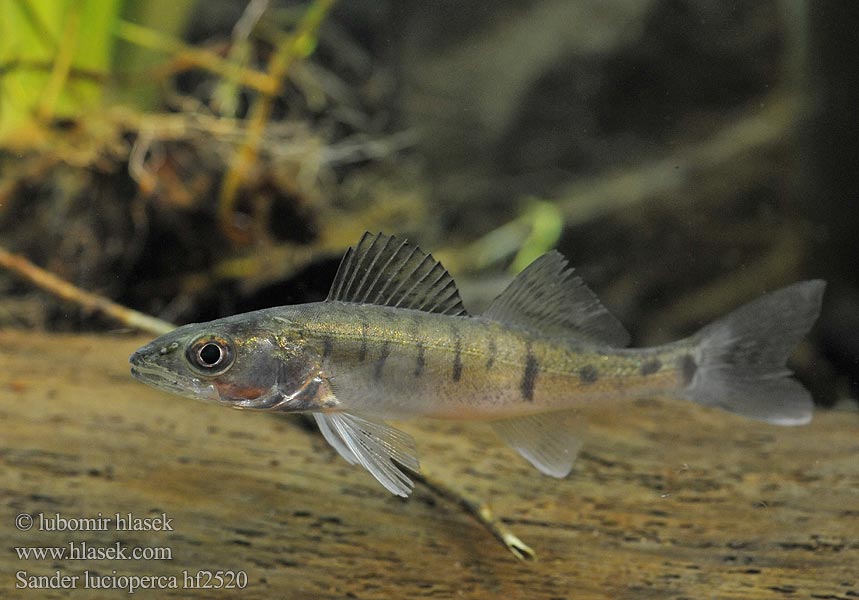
[115,20,277,95]
[217,0,336,243]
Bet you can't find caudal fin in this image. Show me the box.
[683,280,825,425]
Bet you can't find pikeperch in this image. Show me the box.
[130,232,825,496]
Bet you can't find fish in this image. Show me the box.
[130,232,825,497]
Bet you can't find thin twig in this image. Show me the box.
[11,0,59,53]
[114,20,278,95]
[36,2,80,122]
[414,468,536,561]
[212,0,270,116]
[217,0,336,243]
[0,246,173,335]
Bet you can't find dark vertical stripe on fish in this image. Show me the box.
[414,341,425,377]
[486,335,497,370]
[579,364,598,384]
[520,343,538,402]
[359,318,369,362]
[640,358,661,376]
[322,336,334,362]
[452,326,463,382]
[410,315,424,378]
[679,354,698,386]
[374,341,390,382]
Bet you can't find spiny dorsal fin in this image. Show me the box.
[483,251,630,346]
[326,232,468,316]
[490,410,584,478]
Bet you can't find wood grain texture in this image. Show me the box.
[1,329,857,599]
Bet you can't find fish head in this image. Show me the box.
[129,310,332,412]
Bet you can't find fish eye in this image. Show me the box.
[198,343,223,366]
[186,335,235,375]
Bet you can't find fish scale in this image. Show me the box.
[297,302,690,420]
[130,232,825,497]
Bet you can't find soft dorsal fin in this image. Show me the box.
[490,410,584,478]
[326,232,468,316]
[483,251,630,346]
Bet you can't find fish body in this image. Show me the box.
[130,232,825,496]
[266,301,687,420]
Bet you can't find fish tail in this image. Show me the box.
[681,280,825,425]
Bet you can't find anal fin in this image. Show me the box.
[490,411,583,478]
[314,412,420,497]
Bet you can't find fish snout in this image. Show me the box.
[129,349,144,366]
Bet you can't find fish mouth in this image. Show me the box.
[129,360,220,403]
[129,362,187,395]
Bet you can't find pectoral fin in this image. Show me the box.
[314,412,420,497]
[313,413,358,464]
[491,411,583,478]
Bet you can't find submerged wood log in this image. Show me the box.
[1,329,857,599]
